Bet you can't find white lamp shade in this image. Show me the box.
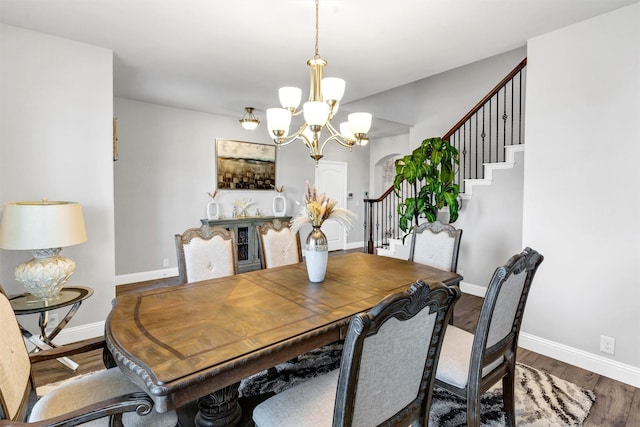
[321,77,345,102]
[241,120,259,131]
[348,112,373,134]
[303,101,330,126]
[279,87,302,110]
[267,108,292,136]
[0,201,87,250]
[339,122,356,141]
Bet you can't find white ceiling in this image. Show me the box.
[1,0,637,137]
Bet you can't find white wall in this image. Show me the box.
[454,148,525,288]
[0,25,115,330]
[522,3,640,384]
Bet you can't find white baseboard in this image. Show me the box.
[518,332,640,388]
[115,267,179,285]
[459,282,639,388]
[344,241,365,251]
[46,321,105,346]
[459,281,487,297]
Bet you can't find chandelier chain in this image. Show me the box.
[314,0,320,59]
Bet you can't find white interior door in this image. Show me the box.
[315,161,348,251]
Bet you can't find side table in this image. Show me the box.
[9,286,93,371]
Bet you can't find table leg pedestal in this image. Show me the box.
[195,383,242,427]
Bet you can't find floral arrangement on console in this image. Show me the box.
[291,182,356,234]
[234,197,255,217]
[207,189,219,200]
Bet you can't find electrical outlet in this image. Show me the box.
[163,258,169,267]
[46,313,59,334]
[600,335,615,355]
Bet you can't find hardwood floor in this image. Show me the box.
[32,284,639,426]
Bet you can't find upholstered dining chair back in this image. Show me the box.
[257,219,302,269]
[409,220,462,272]
[0,291,32,421]
[435,247,544,427]
[0,292,178,426]
[252,280,461,427]
[175,225,238,283]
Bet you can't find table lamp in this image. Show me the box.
[0,200,87,301]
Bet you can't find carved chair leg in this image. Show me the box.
[466,389,482,427]
[502,371,517,427]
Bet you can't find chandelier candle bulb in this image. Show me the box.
[279,87,302,111]
[267,108,292,138]
[320,77,345,103]
[348,112,373,135]
[303,102,330,127]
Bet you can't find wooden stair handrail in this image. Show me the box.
[443,57,527,140]
[364,185,395,204]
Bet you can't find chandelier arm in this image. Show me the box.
[321,134,355,150]
[325,122,355,146]
[272,121,309,147]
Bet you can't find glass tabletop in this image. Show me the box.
[9,286,93,314]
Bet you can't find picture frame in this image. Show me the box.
[216,139,276,190]
[113,117,119,161]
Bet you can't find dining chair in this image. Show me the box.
[256,218,302,269]
[434,247,544,427]
[175,224,238,283]
[409,220,462,273]
[0,291,178,427]
[252,279,461,427]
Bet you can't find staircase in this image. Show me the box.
[365,58,527,256]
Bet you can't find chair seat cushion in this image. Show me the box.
[253,369,339,427]
[436,326,502,389]
[29,368,177,427]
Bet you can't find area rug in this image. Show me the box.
[239,343,596,426]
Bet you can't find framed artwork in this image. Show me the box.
[216,139,276,190]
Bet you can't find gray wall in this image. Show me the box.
[522,3,639,375]
[114,98,370,276]
[0,24,115,331]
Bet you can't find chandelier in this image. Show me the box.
[239,107,260,131]
[266,0,372,163]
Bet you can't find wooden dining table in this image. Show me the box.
[105,252,462,427]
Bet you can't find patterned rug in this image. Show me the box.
[239,343,596,426]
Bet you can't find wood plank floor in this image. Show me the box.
[32,287,639,426]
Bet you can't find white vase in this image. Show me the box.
[207,201,219,220]
[305,226,328,282]
[272,194,286,216]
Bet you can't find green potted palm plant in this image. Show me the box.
[394,137,460,239]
